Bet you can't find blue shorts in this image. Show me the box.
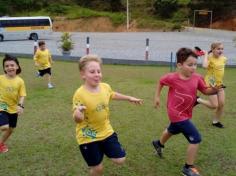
[79,133,126,167]
[0,111,18,128]
[167,119,201,144]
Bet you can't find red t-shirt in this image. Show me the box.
[160,72,207,123]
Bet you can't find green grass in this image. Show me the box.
[0,58,236,176]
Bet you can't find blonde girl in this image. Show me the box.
[197,42,227,128]
[0,54,26,153]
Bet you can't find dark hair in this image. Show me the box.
[38,41,45,46]
[176,48,197,64]
[3,54,22,74]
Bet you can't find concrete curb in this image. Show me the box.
[1,52,236,67]
[0,52,171,66]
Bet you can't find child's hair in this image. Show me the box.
[208,42,222,54]
[176,48,197,64]
[38,41,45,47]
[3,54,22,74]
[79,54,102,71]
[211,42,222,50]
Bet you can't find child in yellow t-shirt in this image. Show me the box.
[0,54,26,153]
[34,40,54,89]
[72,54,143,176]
[197,42,227,128]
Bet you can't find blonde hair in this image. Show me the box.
[211,42,223,50]
[78,54,102,71]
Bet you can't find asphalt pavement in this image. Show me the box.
[0,27,235,65]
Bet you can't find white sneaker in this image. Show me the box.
[36,71,40,77]
[48,83,54,89]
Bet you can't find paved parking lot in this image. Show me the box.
[0,28,235,65]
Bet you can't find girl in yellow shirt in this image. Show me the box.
[72,54,143,176]
[197,42,226,128]
[0,54,26,153]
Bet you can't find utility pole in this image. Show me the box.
[126,0,129,30]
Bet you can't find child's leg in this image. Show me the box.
[103,133,126,165]
[186,143,199,165]
[182,120,201,165]
[46,73,54,88]
[214,89,225,122]
[152,128,173,157]
[198,94,218,109]
[181,120,202,175]
[46,74,52,84]
[79,141,104,176]
[89,164,104,176]
[0,126,13,144]
[160,129,172,145]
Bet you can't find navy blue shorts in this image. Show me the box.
[167,119,201,144]
[79,133,126,167]
[0,111,18,128]
[38,67,51,76]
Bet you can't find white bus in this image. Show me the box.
[0,16,53,42]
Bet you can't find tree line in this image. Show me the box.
[0,0,235,23]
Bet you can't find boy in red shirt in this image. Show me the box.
[152,48,219,176]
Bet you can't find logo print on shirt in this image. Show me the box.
[174,89,193,117]
[82,127,97,139]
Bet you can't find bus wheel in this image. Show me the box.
[0,35,3,42]
[30,33,38,41]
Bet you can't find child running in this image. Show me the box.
[197,42,226,128]
[72,54,143,176]
[0,54,26,153]
[152,48,219,176]
[34,40,54,89]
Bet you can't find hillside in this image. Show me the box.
[52,16,236,32]
[1,0,236,32]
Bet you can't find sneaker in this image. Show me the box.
[48,83,54,89]
[152,140,163,158]
[182,166,201,176]
[212,122,224,128]
[0,143,8,153]
[36,71,40,77]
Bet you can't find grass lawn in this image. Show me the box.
[0,58,236,176]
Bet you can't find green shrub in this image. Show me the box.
[46,4,68,15]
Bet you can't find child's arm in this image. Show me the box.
[73,105,86,123]
[201,86,221,95]
[17,96,25,115]
[33,51,40,66]
[49,53,53,65]
[112,92,143,105]
[202,51,209,68]
[154,82,164,108]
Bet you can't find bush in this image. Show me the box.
[46,4,68,15]
[60,32,74,52]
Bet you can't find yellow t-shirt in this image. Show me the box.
[72,83,115,145]
[205,55,227,86]
[34,49,52,70]
[0,75,26,113]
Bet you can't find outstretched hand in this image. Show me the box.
[128,97,143,105]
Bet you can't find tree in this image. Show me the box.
[154,0,178,18]
[76,0,124,12]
